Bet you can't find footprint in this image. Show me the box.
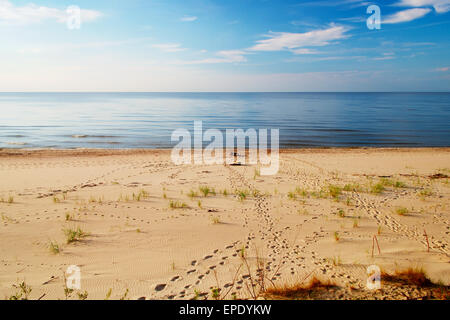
[155,284,166,292]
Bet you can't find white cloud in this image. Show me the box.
[435,66,449,71]
[180,16,198,22]
[396,0,450,13]
[152,43,186,53]
[373,56,396,60]
[248,25,349,52]
[176,50,248,64]
[384,8,431,24]
[0,0,102,25]
[290,48,321,55]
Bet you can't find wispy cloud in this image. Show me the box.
[290,48,321,55]
[396,0,450,13]
[294,0,368,8]
[384,8,431,24]
[249,25,349,53]
[0,0,102,25]
[180,15,198,22]
[152,43,186,53]
[435,66,449,71]
[176,50,248,64]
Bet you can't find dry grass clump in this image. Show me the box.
[265,276,337,299]
[381,268,434,287]
[381,267,449,300]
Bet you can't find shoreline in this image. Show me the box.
[1,146,449,158]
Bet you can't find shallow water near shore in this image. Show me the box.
[1,92,449,149]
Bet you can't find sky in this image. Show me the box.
[0,0,449,92]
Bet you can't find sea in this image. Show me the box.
[0,92,449,149]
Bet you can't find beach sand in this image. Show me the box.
[0,148,449,300]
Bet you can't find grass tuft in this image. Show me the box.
[199,186,211,197]
[49,241,61,254]
[169,200,187,209]
[63,226,89,244]
[370,183,385,194]
[333,231,340,242]
[235,189,249,201]
[395,207,409,216]
[8,281,32,300]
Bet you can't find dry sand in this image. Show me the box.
[0,148,449,300]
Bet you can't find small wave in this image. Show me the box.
[6,141,28,145]
[70,134,119,139]
[86,141,121,145]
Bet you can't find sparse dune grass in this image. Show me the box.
[395,207,409,216]
[311,190,326,199]
[210,216,221,224]
[328,256,342,266]
[343,183,363,192]
[188,190,198,199]
[333,231,340,242]
[169,200,187,209]
[370,183,385,194]
[48,241,61,254]
[253,168,260,180]
[295,187,309,198]
[63,226,89,244]
[264,276,337,299]
[287,191,296,200]
[393,181,407,188]
[7,281,32,300]
[327,185,342,199]
[133,189,149,201]
[235,189,249,201]
[418,189,433,200]
[199,186,212,197]
[380,178,407,189]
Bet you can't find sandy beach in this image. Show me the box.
[0,148,449,300]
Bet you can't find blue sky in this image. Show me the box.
[0,0,449,91]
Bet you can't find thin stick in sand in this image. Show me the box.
[424,229,430,252]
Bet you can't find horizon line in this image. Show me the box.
[1,91,450,94]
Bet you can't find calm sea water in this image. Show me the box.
[0,92,449,149]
